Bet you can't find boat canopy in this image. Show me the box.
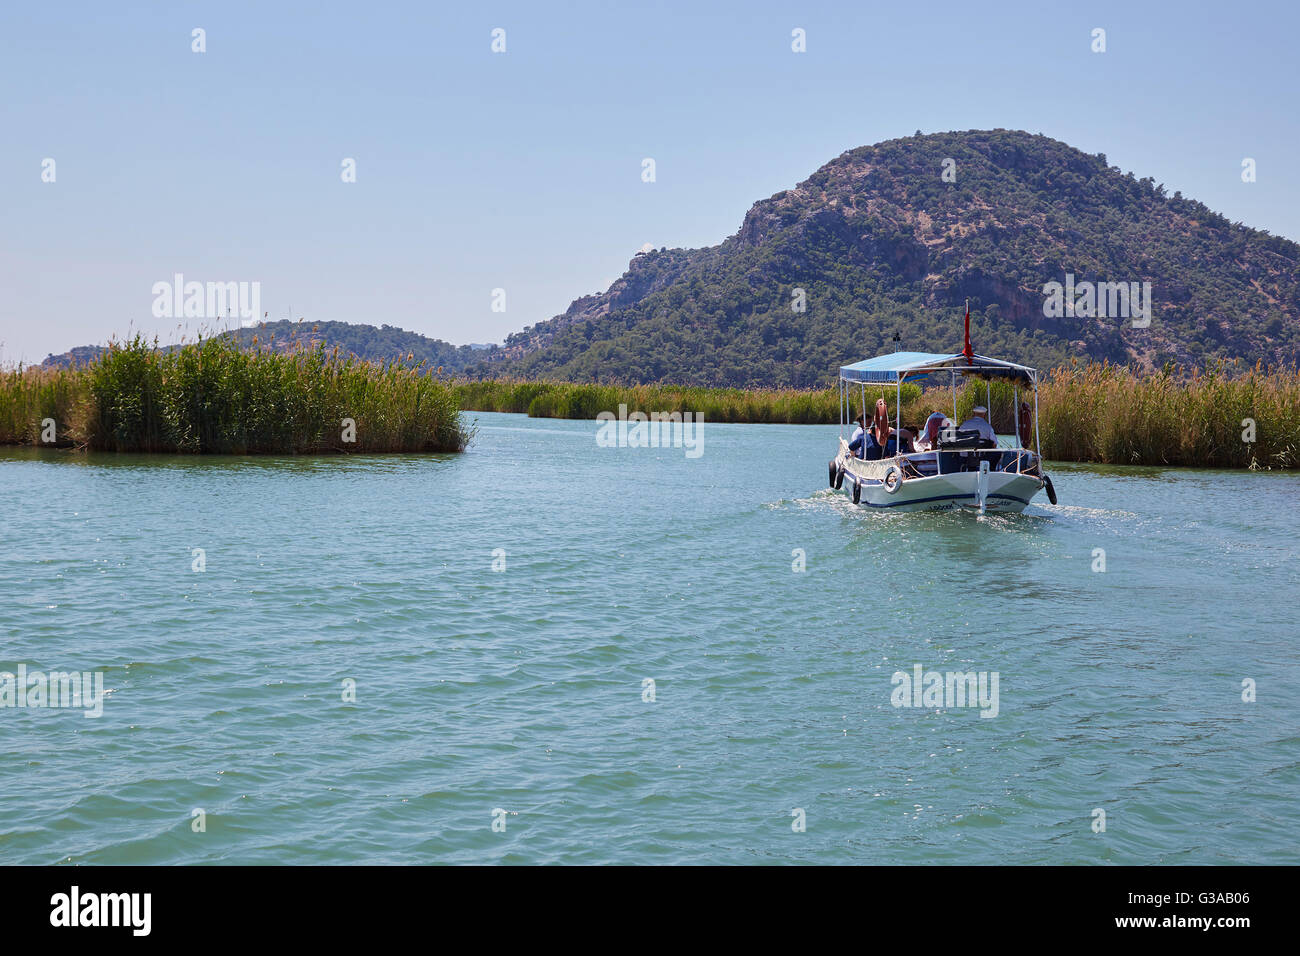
[839,351,1037,387]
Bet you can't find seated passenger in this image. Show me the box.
[958,405,997,445]
[867,398,897,459]
[862,430,897,460]
[848,413,869,459]
[915,412,952,452]
[896,426,918,455]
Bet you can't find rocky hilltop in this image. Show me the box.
[491,129,1299,387]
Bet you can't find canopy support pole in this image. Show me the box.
[860,382,865,450]
[1014,384,1021,472]
[895,377,901,451]
[1033,372,1041,460]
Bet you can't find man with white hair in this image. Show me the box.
[958,405,997,444]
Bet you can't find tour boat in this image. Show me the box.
[828,307,1057,514]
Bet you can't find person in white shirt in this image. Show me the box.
[958,405,997,444]
[915,412,952,451]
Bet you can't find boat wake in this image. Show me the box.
[775,490,1056,529]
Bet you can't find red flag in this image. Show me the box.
[962,300,973,363]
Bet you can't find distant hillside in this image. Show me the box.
[490,129,1299,387]
[42,321,492,372]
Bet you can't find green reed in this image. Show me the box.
[7,348,1296,467]
[0,364,85,446]
[0,334,470,454]
[1036,361,1300,469]
[456,367,1300,470]
[452,379,911,425]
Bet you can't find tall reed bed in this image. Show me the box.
[0,335,470,454]
[7,348,1296,467]
[452,379,909,424]
[1036,363,1299,469]
[0,365,85,445]
[456,367,1300,469]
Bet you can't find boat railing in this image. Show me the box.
[840,444,1039,481]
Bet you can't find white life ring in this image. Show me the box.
[882,464,903,494]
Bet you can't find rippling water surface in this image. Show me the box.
[2,412,1297,864]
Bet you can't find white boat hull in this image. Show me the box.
[851,469,1041,513]
[833,442,1045,513]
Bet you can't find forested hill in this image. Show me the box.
[41,320,490,372]
[489,129,1299,387]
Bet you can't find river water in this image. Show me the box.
[2,411,1297,864]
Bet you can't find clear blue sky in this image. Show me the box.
[1,0,1296,363]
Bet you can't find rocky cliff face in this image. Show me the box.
[495,247,701,359]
